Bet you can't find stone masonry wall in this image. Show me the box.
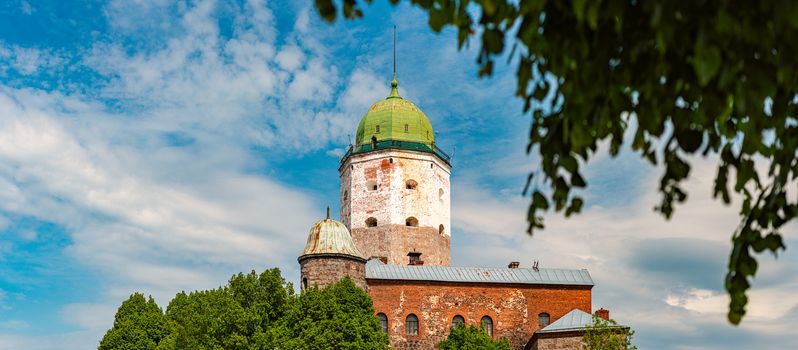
[527,331,584,350]
[367,280,592,350]
[351,225,451,266]
[299,255,367,291]
[340,149,451,265]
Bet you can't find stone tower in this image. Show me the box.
[298,209,367,291]
[339,75,452,266]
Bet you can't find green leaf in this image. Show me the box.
[692,45,722,86]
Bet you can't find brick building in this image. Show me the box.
[298,75,626,349]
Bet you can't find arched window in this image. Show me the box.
[366,217,377,227]
[377,313,388,333]
[439,224,445,234]
[481,316,493,337]
[438,188,445,200]
[302,278,308,291]
[366,180,377,191]
[405,217,418,227]
[375,125,380,133]
[451,315,465,328]
[539,313,550,327]
[406,179,418,190]
[406,314,419,335]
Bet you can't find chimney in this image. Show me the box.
[508,261,520,269]
[408,251,423,266]
[596,308,610,321]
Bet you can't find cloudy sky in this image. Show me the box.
[0,1,796,349]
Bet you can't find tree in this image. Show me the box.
[273,277,389,350]
[314,0,798,324]
[160,269,292,350]
[438,323,511,350]
[582,315,636,350]
[99,293,169,350]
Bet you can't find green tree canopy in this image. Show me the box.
[99,270,386,350]
[314,0,798,324]
[274,277,389,350]
[438,324,511,350]
[99,293,169,350]
[582,314,636,350]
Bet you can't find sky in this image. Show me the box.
[0,1,796,349]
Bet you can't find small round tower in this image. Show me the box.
[298,208,367,292]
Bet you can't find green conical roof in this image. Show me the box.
[355,76,434,148]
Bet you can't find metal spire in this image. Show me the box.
[389,25,400,98]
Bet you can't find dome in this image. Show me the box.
[300,211,364,258]
[354,76,435,148]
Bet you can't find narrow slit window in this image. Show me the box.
[375,125,380,133]
[404,124,409,133]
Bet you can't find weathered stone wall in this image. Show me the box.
[299,255,367,291]
[351,225,451,266]
[527,332,584,350]
[367,280,592,350]
[340,149,451,265]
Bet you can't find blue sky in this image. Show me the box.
[0,1,796,349]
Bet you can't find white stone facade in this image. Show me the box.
[339,148,451,262]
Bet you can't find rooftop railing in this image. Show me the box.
[340,140,451,164]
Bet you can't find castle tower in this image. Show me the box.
[298,209,367,291]
[339,76,452,266]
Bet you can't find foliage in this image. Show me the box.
[273,277,389,350]
[314,0,798,324]
[582,315,636,350]
[100,271,386,350]
[99,293,169,350]
[159,269,292,350]
[438,323,511,350]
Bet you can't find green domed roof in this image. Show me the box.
[355,76,434,148]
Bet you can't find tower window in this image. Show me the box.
[406,314,419,335]
[343,190,348,201]
[439,224,445,234]
[481,316,493,337]
[539,313,550,327]
[366,217,377,227]
[377,313,388,333]
[375,125,380,133]
[439,188,444,201]
[302,278,308,291]
[451,315,465,328]
[404,124,409,133]
[406,179,418,190]
[367,180,377,191]
[405,216,418,227]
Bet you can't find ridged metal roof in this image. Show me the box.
[364,259,593,286]
[536,309,626,333]
[300,218,364,258]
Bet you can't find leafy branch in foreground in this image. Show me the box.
[314,0,797,324]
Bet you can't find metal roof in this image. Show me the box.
[536,309,625,333]
[300,218,364,258]
[364,259,593,286]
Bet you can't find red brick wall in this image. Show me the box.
[367,280,592,350]
[299,255,367,291]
